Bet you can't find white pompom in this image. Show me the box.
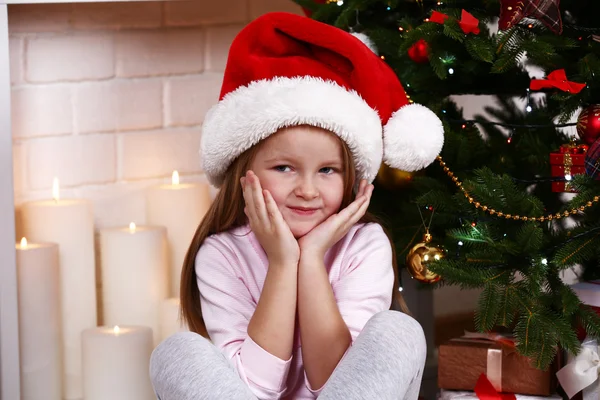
[383,103,444,172]
[350,32,378,55]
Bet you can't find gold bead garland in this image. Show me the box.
[436,156,600,222]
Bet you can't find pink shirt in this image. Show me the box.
[195,222,394,400]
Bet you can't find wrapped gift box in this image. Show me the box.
[438,389,562,400]
[438,337,560,396]
[550,144,588,192]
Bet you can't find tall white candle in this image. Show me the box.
[146,171,211,297]
[82,325,154,400]
[16,238,62,400]
[159,298,188,343]
[99,223,168,345]
[21,179,96,400]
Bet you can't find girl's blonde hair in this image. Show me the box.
[180,131,410,337]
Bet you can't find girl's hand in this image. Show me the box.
[298,179,373,260]
[241,170,300,266]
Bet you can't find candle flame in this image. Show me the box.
[172,170,180,186]
[113,325,120,335]
[129,222,136,233]
[20,237,28,249]
[52,177,60,202]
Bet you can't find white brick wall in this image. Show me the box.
[10,0,303,231]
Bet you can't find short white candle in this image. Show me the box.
[146,171,211,297]
[82,325,154,400]
[16,238,62,400]
[99,223,168,346]
[21,178,96,399]
[159,298,188,342]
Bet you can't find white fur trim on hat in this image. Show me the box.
[350,32,378,55]
[383,103,444,172]
[201,76,383,187]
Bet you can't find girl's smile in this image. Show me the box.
[249,125,345,238]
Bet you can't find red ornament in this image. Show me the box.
[408,39,429,63]
[499,0,562,35]
[577,105,600,145]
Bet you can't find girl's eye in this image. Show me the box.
[274,165,291,172]
[319,167,335,174]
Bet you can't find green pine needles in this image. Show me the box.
[297,0,600,369]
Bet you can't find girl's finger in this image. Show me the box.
[337,194,367,222]
[248,172,270,227]
[264,190,285,226]
[356,179,366,198]
[242,174,258,224]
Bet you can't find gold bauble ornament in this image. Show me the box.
[376,164,415,190]
[406,232,443,283]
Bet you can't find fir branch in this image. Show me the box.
[465,36,494,63]
[495,27,520,55]
[491,47,527,74]
[577,305,600,341]
[442,18,465,43]
[498,284,518,327]
[475,283,500,332]
[552,232,600,268]
[428,48,449,80]
[516,222,543,254]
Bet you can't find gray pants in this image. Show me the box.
[150,310,426,400]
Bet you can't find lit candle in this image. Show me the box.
[159,297,188,342]
[16,237,62,400]
[146,171,211,297]
[99,223,168,346]
[20,178,96,400]
[82,325,154,400]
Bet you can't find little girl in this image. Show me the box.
[150,11,444,400]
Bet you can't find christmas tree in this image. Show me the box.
[296,0,600,369]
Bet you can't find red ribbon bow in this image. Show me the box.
[474,374,517,400]
[430,10,480,35]
[530,69,586,94]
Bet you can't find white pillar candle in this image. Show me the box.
[16,238,62,400]
[159,298,188,343]
[146,171,211,297]
[82,325,154,400]
[100,223,168,346]
[21,180,96,400]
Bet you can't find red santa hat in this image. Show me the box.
[201,12,444,187]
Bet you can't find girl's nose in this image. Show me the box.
[294,177,318,199]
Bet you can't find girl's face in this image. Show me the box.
[249,126,346,238]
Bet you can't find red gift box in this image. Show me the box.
[549,144,588,192]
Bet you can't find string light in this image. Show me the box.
[458,241,464,246]
[471,221,477,227]
[525,88,532,113]
[526,105,532,112]
[380,55,385,60]
[337,0,344,5]
[398,286,404,292]
[399,27,404,32]
[387,6,391,10]
[565,174,572,181]
[541,258,548,265]
[448,68,455,75]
